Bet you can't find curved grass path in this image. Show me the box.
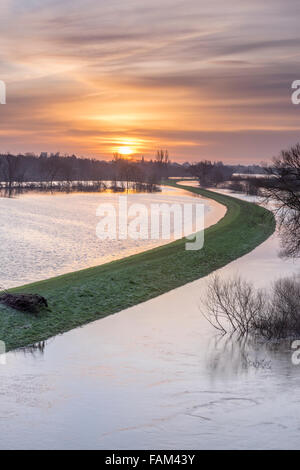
[0,181,275,351]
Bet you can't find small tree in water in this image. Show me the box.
[203,274,300,340]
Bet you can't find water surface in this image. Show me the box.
[0,186,222,288]
[0,187,298,449]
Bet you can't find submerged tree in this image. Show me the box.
[203,274,300,340]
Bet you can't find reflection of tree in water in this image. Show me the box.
[0,184,107,198]
[17,340,48,357]
[206,334,254,377]
[205,333,294,379]
[21,341,46,355]
[0,180,161,199]
[0,187,15,198]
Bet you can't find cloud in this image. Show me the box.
[0,0,299,162]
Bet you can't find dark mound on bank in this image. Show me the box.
[0,293,48,315]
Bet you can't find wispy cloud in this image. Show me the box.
[0,0,299,162]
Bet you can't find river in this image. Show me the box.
[0,184,299,449]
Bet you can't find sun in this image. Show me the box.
[118,146,133,156]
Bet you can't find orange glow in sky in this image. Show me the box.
[0,1,299,163]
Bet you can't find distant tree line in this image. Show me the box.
[0,151,269,189]
[0,150,178,188]
[189,160,234,186]
[0,150,190,189]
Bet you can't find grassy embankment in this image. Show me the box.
[0,181,276,351]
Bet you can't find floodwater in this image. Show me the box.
[0,184,299,449]
[0,186,224,289]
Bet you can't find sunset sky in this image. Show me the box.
[0,0,300,163]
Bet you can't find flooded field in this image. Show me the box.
[0,186,223,288]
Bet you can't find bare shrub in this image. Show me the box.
[255,276,300,339]
[229,181,244,192]
[203,274,300,340]
[203,275,267,336]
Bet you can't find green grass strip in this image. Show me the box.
[0,181,276,351]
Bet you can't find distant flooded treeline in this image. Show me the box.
[0,151,267,195]
[0,151,183,195]
[0,179,163,198]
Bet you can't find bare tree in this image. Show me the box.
[264,144,300,212]
[156,149,169,165]
[0,154,26,188]
[155,149,170,179]
[203,275,266,336]
[40,155,63,186]
[261,144,300,257]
